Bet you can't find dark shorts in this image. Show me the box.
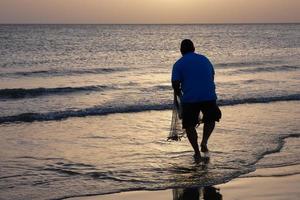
[182,100,222,128]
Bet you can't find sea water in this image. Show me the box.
[0,24,299,200]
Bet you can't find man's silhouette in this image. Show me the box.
[171,39,221,160]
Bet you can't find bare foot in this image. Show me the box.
[193,153,201,161]
[201,143,209,153]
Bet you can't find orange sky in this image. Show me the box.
[0,0,299,24]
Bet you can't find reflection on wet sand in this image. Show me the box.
[173,186,222,200]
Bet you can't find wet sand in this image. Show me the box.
[64,101,300,200]
[67,164,300,200]
[1,102,299,200]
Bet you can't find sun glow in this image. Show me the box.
[0,0,299,23]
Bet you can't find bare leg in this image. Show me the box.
[186,127,201,158]
[201,122,215,152]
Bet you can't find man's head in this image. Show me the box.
[180,39,195,55]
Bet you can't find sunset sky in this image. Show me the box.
[0,0,299,24]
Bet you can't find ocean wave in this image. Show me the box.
[0,59,54,68]
[0,67,129,78]
[0,84,171,100]
[242,171,300,178]
[0,85,113,99]
[228,65,299,74]
[215,60,281,68]
[0,94,299,124]
[218,94,300,105]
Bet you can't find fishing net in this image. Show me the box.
[168,94,186,141]
[167,93,203,141]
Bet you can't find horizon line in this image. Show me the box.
[1,22,300,25]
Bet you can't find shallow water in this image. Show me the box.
[0,101,299,199]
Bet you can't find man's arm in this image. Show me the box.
[171,62,182,96]
[207,57,215,82]
[212,66,215,82]
[172,80,181,96]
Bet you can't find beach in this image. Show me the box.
[1,101,299,199]
[67,125,300,200]
[0,24,299,200]
[68,169,300,200]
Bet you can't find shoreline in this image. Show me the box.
[1,102,299,200]
[64,101,300,200]
[66,165,300,200]
[67,175,300,200]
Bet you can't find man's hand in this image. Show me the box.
[172,80,181,96]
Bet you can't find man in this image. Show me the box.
[171,39,221,160]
